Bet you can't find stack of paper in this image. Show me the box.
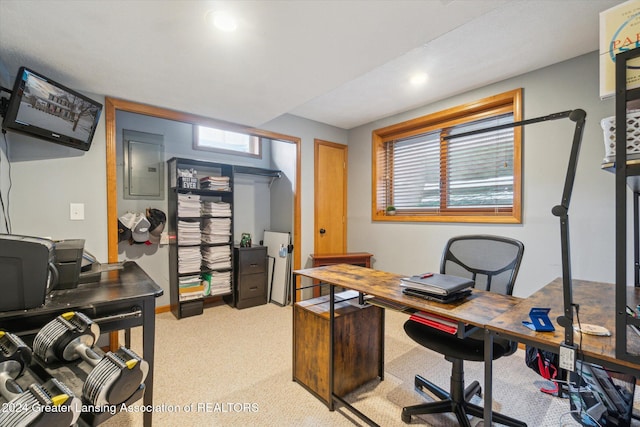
[177,220,201,245]
[200,175,230,191]
[201,245,231,270]
[178,275,204,301]
[202,271,232,296]
[201,218,231,244]
[178,247,202,274]
[177,193,201,217]
[201,201,231,217]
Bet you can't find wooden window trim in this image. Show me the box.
[371,88,522,223]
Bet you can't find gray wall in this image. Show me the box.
[346,51,630,297]
[260,114,348,270]
[269,140,296,235]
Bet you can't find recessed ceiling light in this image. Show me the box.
[206,10,237,32]
[410,73,428,86]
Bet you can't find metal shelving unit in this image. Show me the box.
[167,157,235,319]
[611,49,640,363]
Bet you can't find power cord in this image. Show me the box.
[574,304,588,423]
[0,129,11,233]
[557,304,605,427]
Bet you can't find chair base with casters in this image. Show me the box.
[401,320,527,427]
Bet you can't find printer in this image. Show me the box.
[0,234,58,311]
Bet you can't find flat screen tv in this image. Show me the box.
[1,66,102,151]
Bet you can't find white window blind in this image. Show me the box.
[446,114,514,208]
[391,131,440,209]
[388,114,514,211]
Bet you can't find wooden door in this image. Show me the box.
[314,139,347,256]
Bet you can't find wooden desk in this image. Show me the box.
[293,263,522,426]
[0,261,163,427]
[484,278,640,424]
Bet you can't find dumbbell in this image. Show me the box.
[33,311,148,407]
[0,331,81,427]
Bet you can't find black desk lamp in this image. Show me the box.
[444,109,587,347]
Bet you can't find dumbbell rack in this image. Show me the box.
[1,312,147,426]
[24,353,144,425]
[0,261,163,427]
[1,348,144,426]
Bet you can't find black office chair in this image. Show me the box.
[401,235,526,427]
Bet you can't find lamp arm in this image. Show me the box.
[442,110,573,140]
[444,109,587,347]
[552,109,586,347]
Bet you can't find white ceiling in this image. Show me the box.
[0,0,622,130]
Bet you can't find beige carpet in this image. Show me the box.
[100,303,639,427]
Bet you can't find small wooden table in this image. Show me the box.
[310,252,374,268]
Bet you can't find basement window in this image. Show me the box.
[372,88,522,223]
[194,125,261,158]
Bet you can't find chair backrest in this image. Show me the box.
[440,235,524,296]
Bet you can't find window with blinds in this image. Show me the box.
[372,89,522,223]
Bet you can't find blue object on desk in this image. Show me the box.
[522,307,555,332]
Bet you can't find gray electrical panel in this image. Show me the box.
[123,130,164,200]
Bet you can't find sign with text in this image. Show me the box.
[600,0,640,98]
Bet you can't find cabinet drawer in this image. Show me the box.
[238,273,267,300]
[238,249,267,273]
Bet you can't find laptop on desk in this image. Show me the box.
[402,287,472,303]
[400,273,474,296]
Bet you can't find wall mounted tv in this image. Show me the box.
[1,66,102,151]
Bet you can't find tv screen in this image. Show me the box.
[1,67,102,151]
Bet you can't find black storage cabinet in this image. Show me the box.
[234,246,268,309]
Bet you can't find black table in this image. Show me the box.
[0,261,163,427]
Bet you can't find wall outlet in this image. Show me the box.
[70,203,85,220]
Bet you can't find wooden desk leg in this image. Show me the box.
[142,296,155,427]
[484,328,493,425]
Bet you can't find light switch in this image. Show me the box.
[70,203,85,220]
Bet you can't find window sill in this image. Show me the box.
[372,212,522,224]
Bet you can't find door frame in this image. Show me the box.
[104,97,302,299]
